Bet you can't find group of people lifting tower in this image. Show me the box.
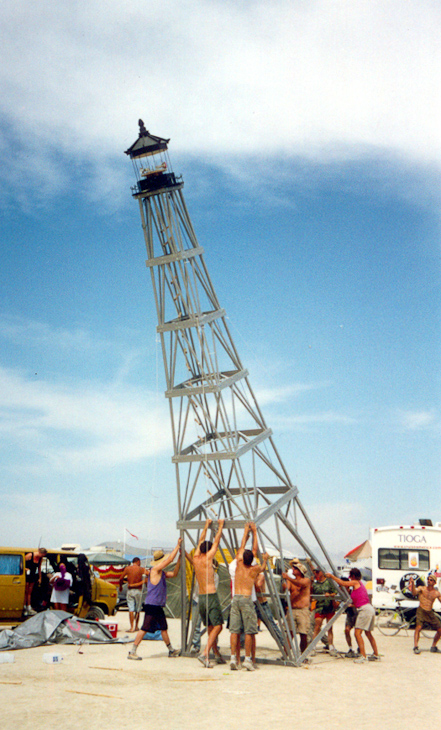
[126,520,269,669]
[123,520,441,667]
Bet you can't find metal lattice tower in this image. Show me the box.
[125,121,348,666]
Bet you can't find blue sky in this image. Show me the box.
[0,1,440,557]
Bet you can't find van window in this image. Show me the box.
[0,554,23,575]
[378,548,430,571]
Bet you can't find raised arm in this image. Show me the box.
[408,576,418,597]
[154,538,182,574]
[207,520,225,558]
[237,523,251,561]
[194,519,212,558]
[250,522,258,557]
[255,571,265,594]
[165,553,181,579]
[258,552,269,573]
[325,573,357,589]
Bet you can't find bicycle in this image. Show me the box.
[376,598,439,638]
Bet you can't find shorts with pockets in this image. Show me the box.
[229,595,258,635]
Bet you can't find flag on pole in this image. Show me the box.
[125,528,139,540]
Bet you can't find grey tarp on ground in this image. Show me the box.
[0,610,124,651]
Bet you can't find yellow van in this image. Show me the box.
[0,547,118,625]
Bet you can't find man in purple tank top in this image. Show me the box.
[128,538,182,659]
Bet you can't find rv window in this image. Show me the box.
[0,554,23,576]
[378,549,400,569]
[378,548,430,570]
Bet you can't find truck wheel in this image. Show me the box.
[86,606,106,621]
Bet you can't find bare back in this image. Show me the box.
[235,561,263,597]
[124,563,145,588]
[193,554,216,594]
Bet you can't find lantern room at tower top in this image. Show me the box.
[124,119,182,197]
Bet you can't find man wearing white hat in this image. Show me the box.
[410,573,441,654]
[282,561,311,653]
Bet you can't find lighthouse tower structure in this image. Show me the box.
[125,121,347,665]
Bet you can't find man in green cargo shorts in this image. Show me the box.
[192,518,225,668]
[229,522,269,672]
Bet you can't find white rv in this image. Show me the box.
[371,521,441,609]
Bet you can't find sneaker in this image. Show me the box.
[127,651,142,660]
[252,662,259,670]
[430,646,440,653]
[229,658,239,671]
[345,649,356,658]
[168,648,180,657]
[214,653,227,664]
[413,647,421,654]
[353,656,367,664]
[367,654,381,661]
[242,658,255,672]
[197,654,212,668]
[329,648,339,657]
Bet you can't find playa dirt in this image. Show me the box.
[1,611,440,730]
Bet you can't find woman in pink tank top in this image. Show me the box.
[326,567,380,663]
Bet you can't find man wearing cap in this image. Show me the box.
[409,574,441,654]
[282,561,311,653]
[191,517,225,668]
[311,567,338,655]
[128,538,182,660]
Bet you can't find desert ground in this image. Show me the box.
[1,610,440,730]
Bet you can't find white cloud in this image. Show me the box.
[0,0,440,202]
[255,382,326,406]
[0,313,113,353]
[395,409,439,432]
[1,491,117,549]
[0,365,170,474]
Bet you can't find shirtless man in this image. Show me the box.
[282,562,311,653]
[229,522,269,672]
[119,557,147,632]
[191,518,225,668]
[410,574,441,654]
